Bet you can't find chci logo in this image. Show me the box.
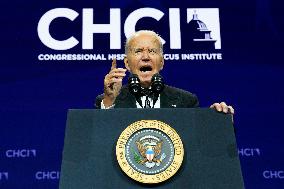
[116,120,184,184]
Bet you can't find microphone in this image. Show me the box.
[128,74,143,107]
[151,73,164,107]
[151,73,164,93]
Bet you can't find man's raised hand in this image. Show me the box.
[103,59,127,108]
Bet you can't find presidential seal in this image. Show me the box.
[116,120,184,184]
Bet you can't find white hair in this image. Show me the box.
[124,30,163,55]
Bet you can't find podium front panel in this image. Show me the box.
[59,108,244,189]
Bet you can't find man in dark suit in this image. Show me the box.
[95,30,234,114]
[95,84,199,108]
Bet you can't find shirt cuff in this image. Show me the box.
[101,100,115,109]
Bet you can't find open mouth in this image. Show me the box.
[140,65,153,72]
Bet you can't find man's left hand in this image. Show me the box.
[210,102,234,114]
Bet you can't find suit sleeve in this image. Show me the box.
[94,94,104,109]
[191,93,199,108]
[184,93,199,108]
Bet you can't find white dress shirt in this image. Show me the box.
[101,95,161,109]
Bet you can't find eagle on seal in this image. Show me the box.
[135,140,163,164]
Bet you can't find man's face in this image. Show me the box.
[124,33,164,88]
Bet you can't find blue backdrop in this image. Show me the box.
[0,0,284,188]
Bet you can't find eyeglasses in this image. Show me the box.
[129,48,161,56]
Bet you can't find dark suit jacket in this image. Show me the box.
[95,85,199,108]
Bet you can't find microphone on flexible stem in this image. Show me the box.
[128,74,143,107]
[151,73,165,108]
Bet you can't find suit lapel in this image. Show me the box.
[115,85,137,108]
[160,85,179,108]
[115,85,180,108]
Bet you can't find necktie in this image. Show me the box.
[141,88,152,108]
[144,95,151,108]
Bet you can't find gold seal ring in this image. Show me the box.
[116,120,184,184]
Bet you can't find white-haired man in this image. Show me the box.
[95,30,234,114]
